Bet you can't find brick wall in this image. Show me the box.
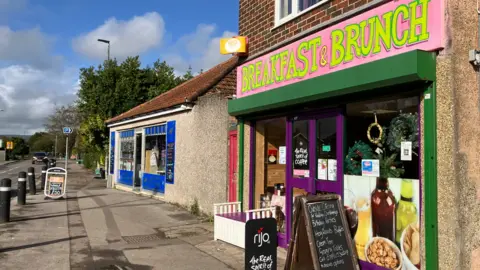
[239,0,375,56]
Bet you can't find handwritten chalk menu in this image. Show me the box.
[245,218,277,270]
[285,194,360,270]
[307,201,354,269]
[293,133,309,176]
[45,167,67,199]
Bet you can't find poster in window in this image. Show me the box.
[327,159,337,181]
[293,133,309,177]
[317,159,327,179]
[110,131,115,174]
[166,121,176,184]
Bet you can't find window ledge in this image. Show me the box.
[272,0,331,32]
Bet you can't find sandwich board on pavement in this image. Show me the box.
[44,167,67,199]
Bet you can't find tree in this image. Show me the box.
[76,56,188,168]
[181,66,195,82]
[10,137,29,159]
[28,132,54,152]
[44,104,80,157]
[147,60,179,99]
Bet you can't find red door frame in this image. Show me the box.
[228,130,238,202]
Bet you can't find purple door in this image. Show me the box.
[285,109,344,247]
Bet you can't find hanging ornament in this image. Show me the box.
[386,112,419,153]
[367,112,383,146]
[345,141,374,175]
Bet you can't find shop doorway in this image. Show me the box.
[228,131,238,202]
[286,110,344,245]
[134,133,142,188]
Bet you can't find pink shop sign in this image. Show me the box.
[237,0,445,98]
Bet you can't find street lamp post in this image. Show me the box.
[97,39,110,61]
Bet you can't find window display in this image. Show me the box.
[120,138,134,171]
[343,95,421,270]
[254,118,287,233]
[145,134,166,175]
[316,117,337,181]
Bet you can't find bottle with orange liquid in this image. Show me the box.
[354,197,371,261]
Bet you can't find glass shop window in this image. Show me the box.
[343,95,421,269]
[316,117,337,181]
[145,135,166,175]
[120,138,134,171]
[254,118,287,234]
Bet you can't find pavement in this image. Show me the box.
[0,162,287,270]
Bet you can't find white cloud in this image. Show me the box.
[0,26,61,69]
[72,12,165,61]
[164,24,236,74]
[0,0,27,12]
[0,65,78,135]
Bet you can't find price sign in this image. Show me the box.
[44,167,67,199]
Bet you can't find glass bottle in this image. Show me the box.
[353,197,369,260]
[395,179,418,245]
[371,177,396,242]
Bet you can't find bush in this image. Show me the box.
[83,151,100,170]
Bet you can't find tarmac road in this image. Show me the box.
[0,159,53,197]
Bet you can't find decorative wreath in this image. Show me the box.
[367,113,384,145]
[386,112,419,152]
[345,141,374,175]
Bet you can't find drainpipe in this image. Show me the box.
[238,118,244,211]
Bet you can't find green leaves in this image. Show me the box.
[76,56,193,158]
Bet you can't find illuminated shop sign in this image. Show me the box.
[237,0,445,98]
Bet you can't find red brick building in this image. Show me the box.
[217,0,480,269]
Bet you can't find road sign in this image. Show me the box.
[44,167,67,199]
[6,141,13,150]
[63,127,73,134]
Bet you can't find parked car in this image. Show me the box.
[32,152,48,164]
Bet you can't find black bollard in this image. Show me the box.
[28,167,36,195]
[17,172,26,205]
[0,178,12,223]
[41,166,47,193]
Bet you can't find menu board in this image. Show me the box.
[306,200,354,269]
[245,218,277,270]
[285,194,359,270]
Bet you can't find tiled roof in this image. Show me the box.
[106,56,239,124]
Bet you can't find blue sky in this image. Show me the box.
[0,0,238,134]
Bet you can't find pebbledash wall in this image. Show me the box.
[233,0,480,269]
[109,93,233,215]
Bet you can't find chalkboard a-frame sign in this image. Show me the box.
[285,194,360,270]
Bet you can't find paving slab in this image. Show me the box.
[0,193,70,270]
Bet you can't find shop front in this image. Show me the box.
[229,0,444,268]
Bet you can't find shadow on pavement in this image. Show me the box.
[0,235,86,253]
[11,211,81,222]
[31,194,108,204]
